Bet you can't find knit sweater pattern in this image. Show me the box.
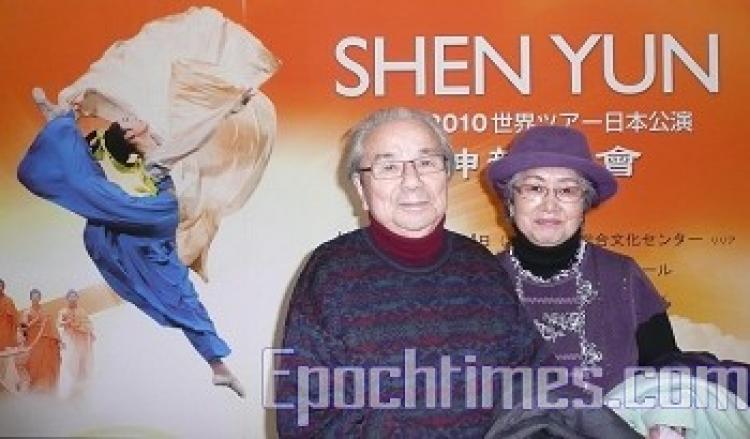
[276,229,551,438]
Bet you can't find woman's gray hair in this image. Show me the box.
[342,107,455,179]
[501,170,598,215]
[66,289,79,300]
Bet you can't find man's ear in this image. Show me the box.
[352,173,369,211]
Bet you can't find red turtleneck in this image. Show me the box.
[366,214,446,267]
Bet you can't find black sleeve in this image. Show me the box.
[636,312,680,366]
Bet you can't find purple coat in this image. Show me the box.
[498,242,668,393]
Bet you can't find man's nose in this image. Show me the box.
[400,161,423,188]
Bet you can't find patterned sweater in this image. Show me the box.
[276,228,552,438]
[498,243,668,393]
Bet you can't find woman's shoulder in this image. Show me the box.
[584,242,648,280]
[586,241,636,264]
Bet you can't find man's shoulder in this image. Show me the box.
[444,231,522,304]
[311,228,364,252]
[446,230,495,258]
[302,228,367,268]
[444,230,512,279]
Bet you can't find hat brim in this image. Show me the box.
[487,151,618,206]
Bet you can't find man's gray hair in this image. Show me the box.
[342,107,455,179]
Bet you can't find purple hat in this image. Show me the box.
[487,126,617,206]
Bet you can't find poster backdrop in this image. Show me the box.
[0,1,748,437]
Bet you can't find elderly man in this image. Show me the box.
[274,108,639,437]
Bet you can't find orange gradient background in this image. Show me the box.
[3,0,746,333]
[0,2,747,433]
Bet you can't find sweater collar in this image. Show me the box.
[366,214,446,267]
[510,225,582,279]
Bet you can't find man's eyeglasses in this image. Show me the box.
[513,183,587,203]
[358,154,447,180]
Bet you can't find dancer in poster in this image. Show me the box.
[17,7,278,397]
[20,101,245,397]
[21,288,62,393]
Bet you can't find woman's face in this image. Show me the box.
[511,167,586,247]
[30,291,41,305]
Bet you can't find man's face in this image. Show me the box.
[353,119,449,238]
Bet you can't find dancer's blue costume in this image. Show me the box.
[18,113,229,361]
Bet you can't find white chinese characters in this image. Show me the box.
[596,146,642,177]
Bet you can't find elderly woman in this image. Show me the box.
[486,126,750,438]
[487,125,678,394]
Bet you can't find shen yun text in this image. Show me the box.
[335,34,719,96]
